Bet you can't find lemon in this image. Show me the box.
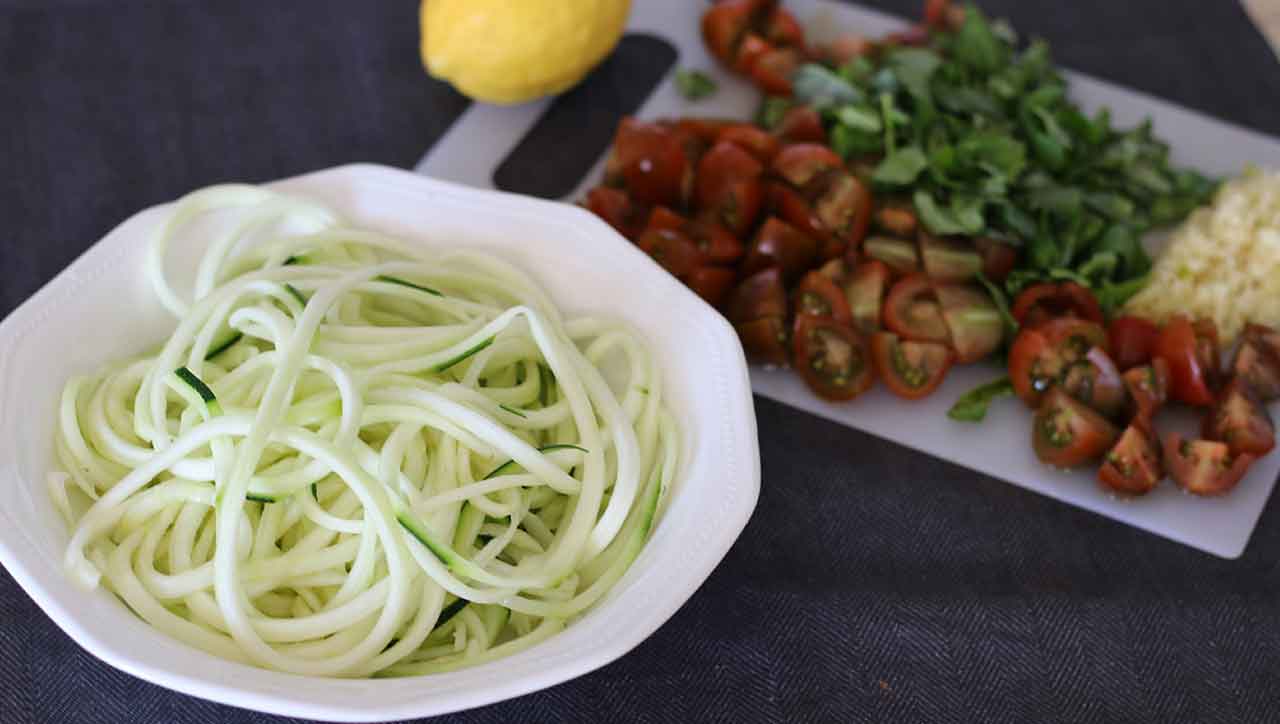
[420,0,632,105]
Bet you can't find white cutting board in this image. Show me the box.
[415,0,1280,559]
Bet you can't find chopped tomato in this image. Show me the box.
[767,182,829,244]
[794,271,854,326]
[1008,317,1108,408]
[934,283,1004,364]
[701,0,768,66]
[771,143,844,192]
[673,117,737,144]
[750,47,802,95]
[1154,316,1217,407]
[716,124,781,163]
[923,0,953,28]
[686,266,737,308]
[741,216,819,282]
[646,207,744,266]
[844,260,890,334]
[919,233,981,282]
[606,118,694,207]
[818,33,876,66]
[792,316,875,401]
[871,332,953,400]
[636,228,701,280]
[1232,324,1280,402]
[773,106,827,144]
[883,275,950,345]
[585,186,646,240]
[1032,388,1120,468]
[696,141,764,237]
[1058,347,1128,419]
[725,267,787,324]
[1203,378,1275,457]
[644,205,687,234]
[875,206,918,238]
[813,172,873,258]
[762,6,804,47]
[1010,281,1104,328]
[973,237,1018,283]
[1163,433,1255,496]
[733,33,773,74]
[1122,357,1169,422]
[1107,316,1161,371]
[1098,421,1163,496]
[735,316,789,367]
[863,236,921,276]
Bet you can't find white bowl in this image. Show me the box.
[0,164,761,721]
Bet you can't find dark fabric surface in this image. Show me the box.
[2,1,1279,722]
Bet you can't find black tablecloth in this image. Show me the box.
[3,2,1280,722]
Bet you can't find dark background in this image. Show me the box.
[3,1,1280,722]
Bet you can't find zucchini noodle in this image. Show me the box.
[51,184,678,677]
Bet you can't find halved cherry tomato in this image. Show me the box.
[919,232,981,282]
[725,267,787,324]
[741,216,819,282]
[973,237,1018,283]
[934,283,1003,364]
[645,205,686,233]
[884,275,950,345]
[733,33,774,74]
[1122,357,1170,422]
[792,315,875,401]
[863,236,920,276]
[736,316,789,366]
[845,260,890,334]
[674,117,737,144]
[716,124,781,163]
[1204,378,1275,457]
[606,118,694,207]
[1008,317,1108,408]
[772,143,844,192]
[871,332,952,400]
[1193,318,1222,389]
[1032,388,1120,468]
[923,0,953,28]
[817,33,876,66]
[1058,347,1128,419]
[1099,421,1162,496]
[1107,316,1161,371]
[794,270,854,326]
[1232,324,1280,402]
[773,106,826,144]
[701,0,768,66]
[1010,282,1105,328]
[636,228,701,280]
[813,172,873,258]
[1154,316,1217,407]
[751,47,802,95]
[768,182,828,243]
[762,6,804,47]
[1163,433,1255,496]
[686,266,737,308]
[647,206,744,266]
[817,257,850,284]
[875,206,918,238]
[585,186,646,240]
[696,141,764,237]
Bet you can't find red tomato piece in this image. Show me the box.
[794,270,854,326]
[725,266,787,324]
[695,141,764,237]
[1098,421,1163,496]
[1154,316,1218,407]
[875,207,918,239]
[1232,323,1280,402]
[762,7,804,47]
[750,47,802,95]
[973,237,1018,283]
[741,216,819,282]
[1058,346,1128,419]
[767,182,829,244]
[585,186,646,240]
[735,316,790,367]
[792,315,875,401]
[733,32,774,74]
[1163,433,1255,496]
[686,265,738,309]
[636,227,701,280]
[1203,378,1275,457]
[871,332,953,400]
[883,275,951,345]
[773,106,827,144]
[1011,281,1104,328]
[701,0,768,65]
[1008,317,1108,408]
[772,143,844,192]
[715,124,781,163]
[844,259,890,334]
[1122,357,1170,422]
[813,172,873,258]
[1032,388,1120,469]
[1107,316,1161,371]
[606,118,694,207]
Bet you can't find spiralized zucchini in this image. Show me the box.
[51,184,678,677]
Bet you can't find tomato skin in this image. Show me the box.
[791,315,875,401]
[1107,316,1161,371]
[647,206,744,266]
[813,172,872,258]
[771,143,844,192]
[871,332,953,400]
[696,141,764,237]
[733,32,774,74]
[1122,357,1170,422]
[973,237,1018,283]
[1203,378,1275,457]
[794,270,854,326]
[716,124,781,163]
[884,275,950,345]
[674,117,737,144]
[1011,282,1104,328]
[1059,347,1128,419]
[686,265,738,308]
[636,228,702,280]
[923,0,953,28]
[1008,318,1109,408]
[767,182,829,243]
[1154,316,1217,407]
[1032,388,1120,468]
[1098,421,1163,497]
[741,216,819,282]
[606,118,693,207]
[701,0,767,65]
[725,267,787,324]
[1163,433,1256,496]
[935,283,1004,364]
[735,316,790,366]
[750,47,802,95]
[1232,325,1280,402]
[773,106,827,144]
[844,260,890,334]
[585,186,646,240]
[762,7,804,47]
[875,207,918,239]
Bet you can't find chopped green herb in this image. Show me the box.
[674,69,717,100]
[948,376,1015,422]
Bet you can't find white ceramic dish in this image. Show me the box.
[419,0,1280,559]
[0,164,761,721]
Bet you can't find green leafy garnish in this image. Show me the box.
[948,376,1015,422]
[674,69,717,100]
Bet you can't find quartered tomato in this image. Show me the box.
[1107,316,1161,371]
[1058,347,1128,419]
[725,267,787,324]
[923,0,954,28]
[1154,316,1218,407]
[701,0,767,65]
[1122,357,1169,422]
[750,47,802,95]
[773,106,826,144]
[585,186,646,240]
[1204,378,1275,457]
[863,235,921,276]
[762,6,804,46]
[919,233,981,282]
[871,332,953,400]
[636,227,702,280]
[844,260,890,334]
[646,206,744,266]
[1099,421,1163,496]
[1008,317,1108,408]
[792,315,875,401]
[606,118,695,208]
[734,32,773,74]
[1232,323,1280,401]
[813,172,873,257]
[973,237,1018,283]
[686,266,737,308]
[1011,281,1104,328]
[794,270,854,326]
[735,316,790,366]
[772,143,844,192]
[875,206,918,238]
[1032,388,1120,468]
[674,117,737,144]
[934,283,1003,364]
[741,216,819,282]
[696,141,764,237]
[883,275,950,345]
[716,124,781,163]
[1163,433,1255,496]
[768,182,828,244]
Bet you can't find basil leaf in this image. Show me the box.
[948,376,1015,422]
[914,190,985,235]
[674,69,717,100]
[953,5,1007,74]
[836,104,883,133]
[793,64,863,109]
[872,147,929,186]
[885,47,941,102]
